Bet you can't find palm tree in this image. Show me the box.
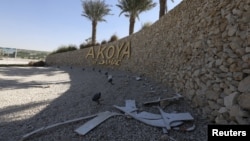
[116,0,156,35]
[81,0,111,45]
[159,0,174,18]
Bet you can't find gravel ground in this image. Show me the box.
[0,66,208,141]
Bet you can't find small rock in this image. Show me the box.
[229,105,240,118]
[229,42,240,52]
[242,54,250,63]
[219,65,229,72]
[159,135,176,141]
[229,104,249,118]
[235,116,249,124]
[240,10,250,23]
[193,94,207,107]
[226,58,235,64]
[217,98,224,105]
[246,47,250,53]
[233,72,243,81]
[215,115,228,124]
[212,83,221,92]
[224,92,239,109]
[229,63,240,72]
[242,69,250,74]
[193,69,200,77]
[238,76,250,92]
[218,107,228,113]
[238,93,250,110]
[232,8,242,16]
[205,90,219,101]
[135,76,142,81]
[235,48,245,56]
[228,25,237,36]
[208,100,220,110]
[215,59,223,66]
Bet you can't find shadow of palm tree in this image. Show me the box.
[0,67,70,90]
[0,67,62,77]
[0,66,207,141]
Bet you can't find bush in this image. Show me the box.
[28,60,46,66]
[50,45,77,54]
[101,40,107,45]
[108,34,119,43]
[80,42,100,49]
[80,43,92,49]
[141,22,152,30]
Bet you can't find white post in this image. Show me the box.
[15,48,17,58]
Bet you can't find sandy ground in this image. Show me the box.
[0,66,208,141]
[0,58,39,65]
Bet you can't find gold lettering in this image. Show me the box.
[110,59,115,65]
[96,46,106,59]
[87,41,131,66]
[96,59,121,65]
[106,46,115,59]
[117,42,124,58]
[99,60,105,65]
[115,60,121,65]
[86,47,95,59]
[121,42,131,59]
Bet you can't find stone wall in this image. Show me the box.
[46,0,250,124]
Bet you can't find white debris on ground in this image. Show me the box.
[21,99,195,141]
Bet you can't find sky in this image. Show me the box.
[0,0,182,52]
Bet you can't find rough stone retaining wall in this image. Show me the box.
[46,0,250,124]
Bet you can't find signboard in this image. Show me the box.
[86,41,131,65]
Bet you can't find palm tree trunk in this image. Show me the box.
[92,20,97,45]
[129,16,135,35]
[159,0,166,18]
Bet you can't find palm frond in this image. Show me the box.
[81,0,112,22]
[116,0,156,20]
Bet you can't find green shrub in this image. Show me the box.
[80,42,101,49]
[108,34,119,43]
[50,45,77,54]
[80,43,92,49]
[141,22,152,30]
[101,40,107,45]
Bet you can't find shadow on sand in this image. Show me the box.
[0,66,207,141]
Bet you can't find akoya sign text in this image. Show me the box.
[85,42,131,65]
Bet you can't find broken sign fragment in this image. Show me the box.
[75,111,120,136]
[20,114,98,141]
[143,93,183,107]
[113,100,194,132]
